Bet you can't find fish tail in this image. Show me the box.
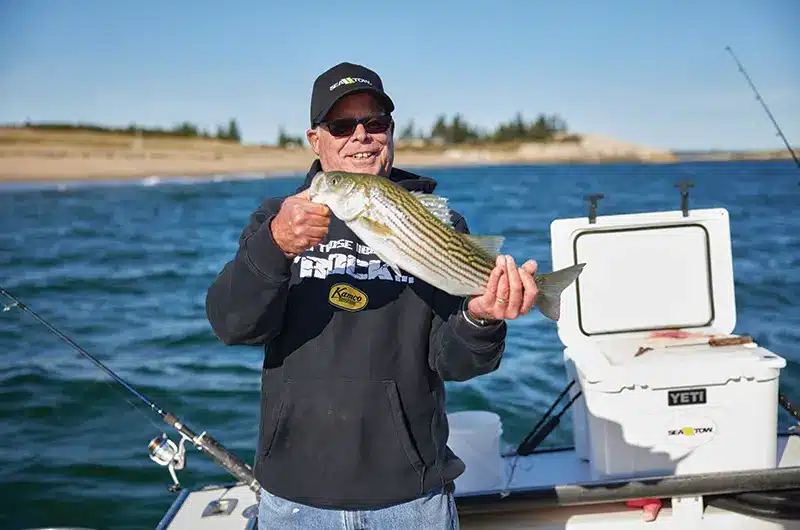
[534,263,586,321]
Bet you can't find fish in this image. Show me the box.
[307,170,586,321]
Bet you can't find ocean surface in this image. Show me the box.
[0,160,798,529]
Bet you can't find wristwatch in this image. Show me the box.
[461,297,501,327]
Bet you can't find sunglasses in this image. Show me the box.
[319,114,393,137]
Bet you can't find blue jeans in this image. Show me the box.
[257,487,459,530]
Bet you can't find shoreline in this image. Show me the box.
[0,146,678,186]
[0,127,683,183]
[1,135,795,185]
[0,151,663,185]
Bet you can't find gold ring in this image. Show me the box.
[496,297,507,304]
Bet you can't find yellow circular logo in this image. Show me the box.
[328,283,368,312]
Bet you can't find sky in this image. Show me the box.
[1,0,798,151]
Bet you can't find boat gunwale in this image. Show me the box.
[158,432,799,522]
[155,488,191,530]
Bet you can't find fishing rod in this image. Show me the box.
[0,286,261,494]
[724,45,800,170]
[514,370,800,460]
[511,334,800,461]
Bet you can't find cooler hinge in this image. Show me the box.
[671,494,704,527]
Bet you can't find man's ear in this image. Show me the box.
[306,128,320,155]
[388,120,396,143]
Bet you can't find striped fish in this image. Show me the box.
[308,170,585,321]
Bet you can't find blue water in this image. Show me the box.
[0,160,798,529]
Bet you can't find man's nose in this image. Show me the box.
[351,123,368,141]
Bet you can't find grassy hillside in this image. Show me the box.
[0,126,272,152]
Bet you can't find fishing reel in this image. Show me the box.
[148,432,189,492]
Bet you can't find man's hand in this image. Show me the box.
[467,255,539,321]
[271,190,331,257]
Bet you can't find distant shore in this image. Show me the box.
[0,127,795,184]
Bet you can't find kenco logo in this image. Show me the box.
[330,77,373,91]
[328,283,368,311]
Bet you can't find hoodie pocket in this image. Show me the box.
[262,377,430,505]
[257,391,284,460]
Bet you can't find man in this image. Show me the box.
[205,62,540,529]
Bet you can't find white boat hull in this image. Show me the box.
[156,433,800,530]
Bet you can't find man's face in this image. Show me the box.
[307,92,394,176]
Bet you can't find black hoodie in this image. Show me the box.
[205,160,507,509]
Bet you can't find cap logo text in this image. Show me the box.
[330,77,372,91]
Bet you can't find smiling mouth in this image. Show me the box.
[349,152,377,160]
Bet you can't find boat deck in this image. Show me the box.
[157,434,800,530]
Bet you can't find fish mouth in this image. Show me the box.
[307,171,326,200]
[307,171,356,203]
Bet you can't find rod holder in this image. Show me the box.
[584,194,604,224]
[675,180,694,217]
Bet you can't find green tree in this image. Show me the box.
[399,120,416,140]
[227,118,241,142]
[277,126,304,148]
[172,121,200,137]
[430,114,448,142]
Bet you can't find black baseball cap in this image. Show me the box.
[309,62,395,127]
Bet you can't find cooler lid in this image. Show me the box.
[550,207,736,348]
[565,339,786,391]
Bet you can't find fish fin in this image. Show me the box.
[368,245,404,277]
[357,217,394,236]
[464,235,505,256]
[375,250,403,277]
[534,263,586,321]
[411,192,453,226]
[388,262,404,277]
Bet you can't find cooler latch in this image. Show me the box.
[584,194,604,224]
[675,180,694,217]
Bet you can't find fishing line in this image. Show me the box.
[505,365,799,498]
[90,373,168,433]
[1,286,261,493]
[1,290,165,431]
[725,45,800,171]
[501,380,580,496]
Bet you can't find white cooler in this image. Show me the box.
[549,206,786,480]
